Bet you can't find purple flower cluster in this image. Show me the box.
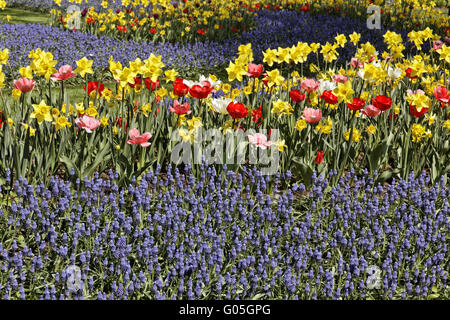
[0,166,448,300]
[0,10,423,77]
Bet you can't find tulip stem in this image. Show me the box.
[338,110,355,182]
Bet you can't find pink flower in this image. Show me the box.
[74,115,100,133]
[432,40,444,51]
[301,79,320,93]
[301,107,322,124]
[126,128,152,147]
[407,89,425,96]
[247,63,264,77]
[333,74,348,83]
[169,100,191,115]
[434,86,449,104]
[13,77,35,93]
[248,133,272,149]
[350,58,363,68]
[51,65,76,81]
[361,104,381,117]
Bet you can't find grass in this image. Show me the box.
[0,7,50,25]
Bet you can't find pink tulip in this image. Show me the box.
[247,64,264,78]
[75,115,100,133]
[301,79,320,93]
[51,65,76,81]
[333,74,348,83]
[127,128,152,147]
[434,86,449,104]
[362,104,381,117]
[13,77,35,93]
[432,40,444,51]
[302,107,322,124]
[248,133,272,149]
[169,100,191,115]
[350,58,363,68]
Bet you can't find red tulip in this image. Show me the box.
[409,104,428,118]
[315,151,324,164]
[83,81,105,95]
[347,97,365,111]
[322,90,338,104]
[227,102,248,119]
[173,78,189,97]
[189,84,212,99]
[372,95,392,111]
[290,89,306,103]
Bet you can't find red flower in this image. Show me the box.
[347,97,366,111]
[372,95,392,111]
[409,104,428,118]
[173,78,189,97]
[189,84,212,99]
[83,81,105,95]
[227,102,248,119]
[405,68,418,79]
[322,90,338,104]
[290,89,306,103]
[301,5,309,12]
[129,77,142,88]
[116,25,127,33]
[315,151,324,164]
[150,28,157,34]
[252,106,263,126]
[144,78,160,91]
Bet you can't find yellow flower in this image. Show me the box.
[100,116,109,127]
[344,128,361,142]
[141,103,152,117]
[424,113,436,125]
[74,57,94,78]
[295,119,307,132]
[226,61,247,82]
[335,34,347,48]
[54,116,72,131]
[263,69,284,88]
[178,128,196,144]
[276,139,287,152]
[437,45,450,64]
[187,117,202,131]
[349,32,361,45]
[19,66,33,79]
[443,120,450,133]
[86,107,98,117]
[262,48,277,67]
[333,80,354,104]
[0,48,8,65]
[12,89,21,101]
[30,100,53,124]
[156,87,168,98]
[221,83,231,93]
[271,99,293,117]
[51,108,60,118]
[243,86,252,95]
[101,88,113,101]
[29,127,36,137]
[164,69,178,82]
[113,126,118,135]
[115,144,121,150]
[366,124,376,135]
[411,123,426,142]
[7,118,13,127]
[315,117,333,134]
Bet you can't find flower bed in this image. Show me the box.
[0,166,448,299]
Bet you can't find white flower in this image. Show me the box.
[358,70,365,79]
[210,97,232,114]
[199,75,221,89]
[317,80,337,95]
[387,67,402,79]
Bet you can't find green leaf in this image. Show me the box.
[59,155,79,178]
[369,142,387,173]
[297,162,314,188]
